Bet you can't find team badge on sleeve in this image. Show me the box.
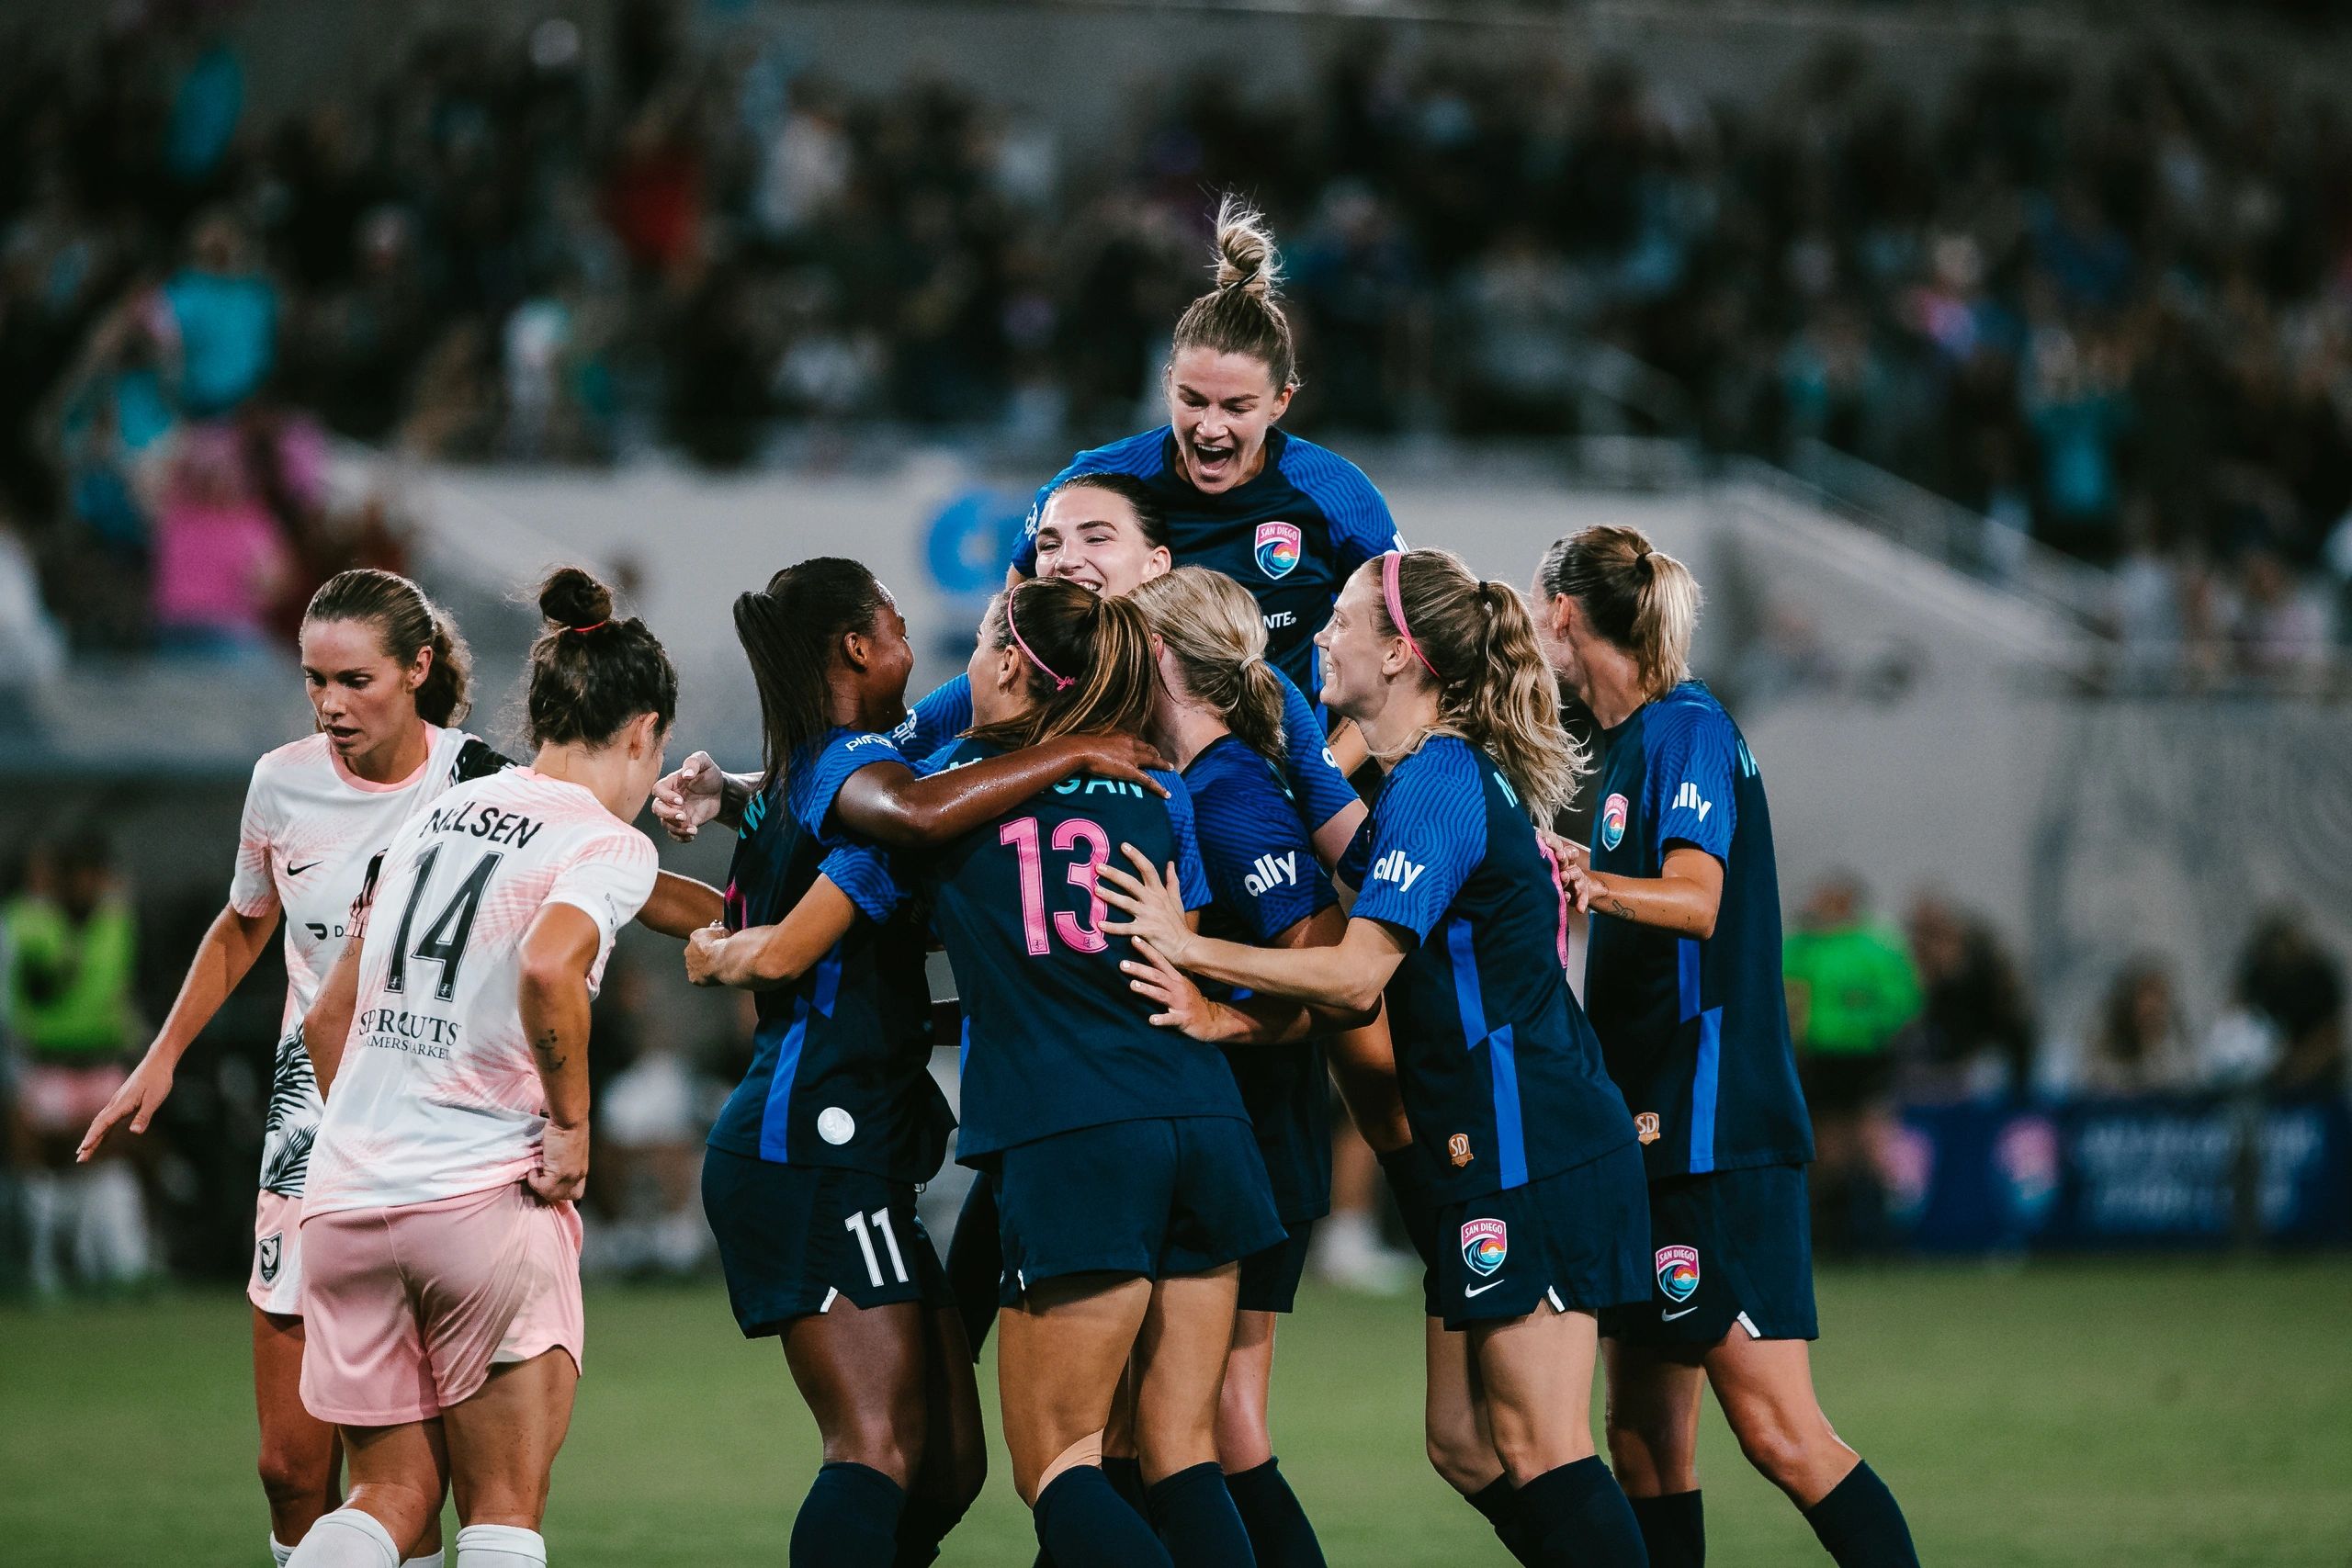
[1600,793,1629,851]
[1461,1219,1509,1276]
[1254,521,1303,579]
[1634,1111,1661,1145]
[1656,1245,1700,1303]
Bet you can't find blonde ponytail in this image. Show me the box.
[1537,525,1700,702]
[1370,550,1589,822]
[1130,567,1287,766]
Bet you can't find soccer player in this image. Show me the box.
[1102,548,1654,1568]
[1012,197,1403,770]
[76,570,494,1568]
[1126,567,1418,1568]
[919,578,1282,1568]
[283,568,704,1568]
[1532,525,1920,1568]
[673,558,1175,1568]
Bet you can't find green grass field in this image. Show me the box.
[6,1261,2348,1566]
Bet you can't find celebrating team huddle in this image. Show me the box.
[79,202,1921,1568]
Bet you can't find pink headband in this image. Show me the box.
[564,620,606,635]
[1382,551,1441,680]
[1005,592,1074,691]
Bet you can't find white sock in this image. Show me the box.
[286,1508,400,1568]
[454,1524,546,1567]
[271,1535,296,1566]
[76,1161,150,1282]
[403,1554,446,1566]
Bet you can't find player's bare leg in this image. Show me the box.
[439,1348,577,1528]
[1130,1265,1254,1566]
[288,1418,447,1565]
[1700,1334,1853,1503]
[1422,1314,1506,1494]
[779,1296,932,1565]
[894,1304,988,1565]
[253,1308,345,1547]
[997,1274,1169,1567]
[1214,1308,1277,1472]
[1602,1338,1707,1496]
[1468,1306,1645,1566]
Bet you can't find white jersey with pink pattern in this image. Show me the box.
[303,768,659,1217]
[230,726,492,1197]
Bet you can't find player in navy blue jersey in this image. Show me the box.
[1010,197,1402,762]
[1102,548,1653,1568]
[650,559,1177,1568]
[1125,567,1418,1568]
[1533,527,1919,1568]
[912,577,1283,1568]
[903,472,1363,866]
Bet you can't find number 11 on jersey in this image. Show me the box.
[843,1208,908,1289]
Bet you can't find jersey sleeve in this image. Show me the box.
[449,735,514,784]
[1347,750,1485,940]
[1153,770,1216,913]
[1642,705,1738,863]
[890,675,975,757]
[545,830,662,951]
[227,758,279,918]
[1283,439,1404,573]
[795,729,912,842]
[1274,670,1359,833]
[817,845,907,927]
[1192,763,1335,942]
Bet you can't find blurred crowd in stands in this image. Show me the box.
[3,6,2352,678]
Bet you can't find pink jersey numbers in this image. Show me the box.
[998,815,1112,956]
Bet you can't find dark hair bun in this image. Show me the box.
[538,567,613,631]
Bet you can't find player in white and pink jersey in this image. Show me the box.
[80,569,490,1568]
[284,568,678,1568]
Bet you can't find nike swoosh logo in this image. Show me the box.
[1662,1305,1699,1321]
[1464,1279,1507,1297]
[286,862,322,876]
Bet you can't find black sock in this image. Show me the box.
[1145,1461,1259,1568]
[1465,1476,1543,1567]
[1226,1457,1327,1568]
[1804,1461,1918,1568]
[1102,1455,1148,1516]
[1512,1457,1648,1568]
[891,1492,972,1568]
[1630,1490,1703,1568]
[1035,1467,1172,1568]
[790,1462,905,1568]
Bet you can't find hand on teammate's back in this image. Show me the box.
[1067,733,1171,796]
[651,751,726,840]
[527,1121,590,1205]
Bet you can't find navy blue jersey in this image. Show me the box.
[1584,682,1814,1179]
[1012,427,1401,694]
[892,669,1358,837]
[913,739,1229,1158]
[1340,737,1636,1204]
[1185,734,1338,1225]
[707,728,953,1183]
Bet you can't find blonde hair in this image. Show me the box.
[1169,195,1296,389]
[1130,568,1287,767]
[1367,548,1588,822]
[1537,525,1702,702]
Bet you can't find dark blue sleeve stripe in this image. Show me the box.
[820,846,902,925]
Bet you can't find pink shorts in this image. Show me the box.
[249,1190,306,1316]
[299,1181,584,1426]
[18,1060,127,1135]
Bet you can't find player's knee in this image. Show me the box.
[255,1438,334,1513]
[1424,1424,1498,1495]
[827,1407,923,1486]
[1730,1408,1814,1492]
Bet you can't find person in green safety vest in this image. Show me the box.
[5,832,146,1293]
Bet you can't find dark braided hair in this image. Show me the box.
[526,568,677,748]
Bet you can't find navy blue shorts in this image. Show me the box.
[1600,1162,1819,1348]
[1430,1141,1650,1331]
[702,1146,947,1337]
[989,1116,1284,1304]
[1237,1219,1317,1314]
